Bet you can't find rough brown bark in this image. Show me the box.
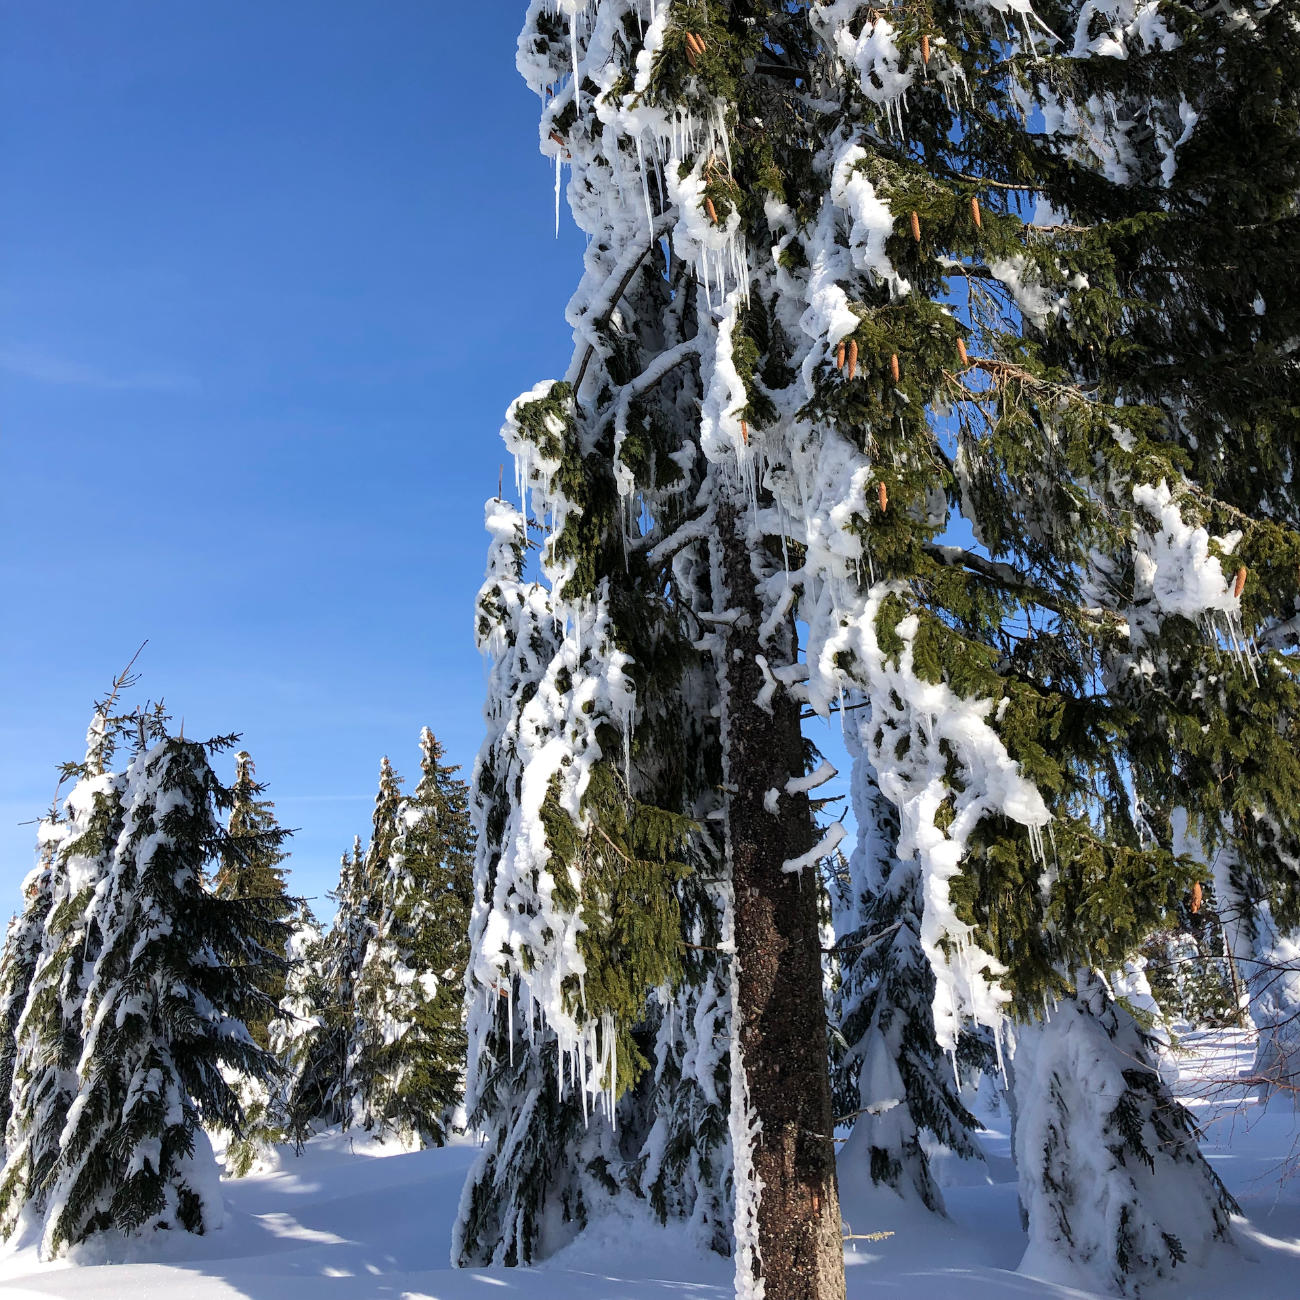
[715,497,847,1300]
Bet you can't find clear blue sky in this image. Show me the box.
[0,1,857,917]
[0,2,587,908]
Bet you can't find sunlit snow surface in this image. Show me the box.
[3,1030,1299,1298]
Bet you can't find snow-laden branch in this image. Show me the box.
[924,543,1123,628]
[782,822,846,875]
[601,337,704,439]
[643,509,711,564]
[570,209,678,398]
[787,761,838,797]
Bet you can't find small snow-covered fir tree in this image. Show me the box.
[1140,881,1240,1034]
[266,909,328,1148]
[833,757,982,1213]
[345,757,402,1122]
[0,713,126,1240]
[40,732,290,1254]
[0,810,65,1153]
[351,729,474,1146]
[212,749,296,1176]
[1244,912,1300,1106]
[214,750,294,1048]
[275,831,377,1143]
[1014,972,1235,1295]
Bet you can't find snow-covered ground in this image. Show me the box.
[3,1030,1299,1299]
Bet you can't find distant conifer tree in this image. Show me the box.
[352,729,474,1146]
[212,750,296,1175]
[276,836,368,1143]
[0,705,129,1240]
[40,731,290,1254]
[342,759,402,1118]
[267,909,330,1148]
[214,751,294,1048]
[834,761,983,1212]
[0,807,65,1154]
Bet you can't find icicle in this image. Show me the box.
[636,134,655,243]
[569,8,580,113]
[1028,821,1047,869]
[609,1011,618,1127]
[579,1043,588,1123]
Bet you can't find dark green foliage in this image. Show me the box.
[352,730,475,1146]
[0,820,60,1149]
[41,734,290,1254]
[540,761,694,1094]
[0,750,127,1240]
[213,751,295,1050]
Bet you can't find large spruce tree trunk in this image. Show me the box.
[715,497,846,1300]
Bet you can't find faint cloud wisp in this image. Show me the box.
[0,344,198,393]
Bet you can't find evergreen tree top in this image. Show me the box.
[215,747,293,902]
[364,757,405,886]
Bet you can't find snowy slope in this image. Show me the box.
[3,1031,1299,1299]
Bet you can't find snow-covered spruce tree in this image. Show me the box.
[0,810,66,1154]
[213,751,294,1048]
[1014,972,1232,1295]
[268,910,341,1148]
[345,757,403,1122]
[40,732,290,1255]
[832,754,982,1213]
[265,906,321,1079]
[0,712,126,1239]
[213,750,296,1176]
[350,729,474,1146]
[1140,882,1240,1034]
[275,840,366,1142]
[456,487,723,1266]
[467,1,1300,1294]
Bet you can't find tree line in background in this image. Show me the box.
[0,665,473,1256]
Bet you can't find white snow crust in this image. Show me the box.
[2,1033,1300,1297]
